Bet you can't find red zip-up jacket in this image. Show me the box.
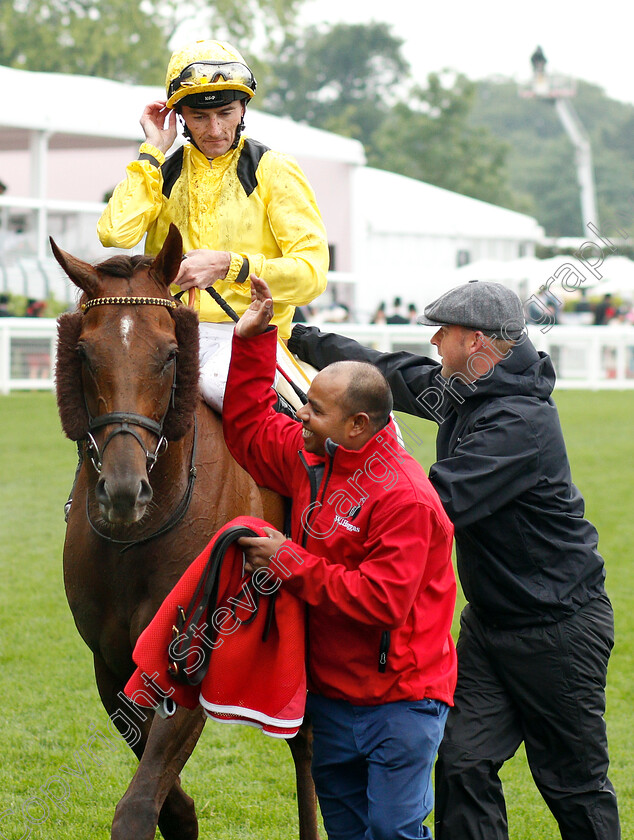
[223,329,457,706]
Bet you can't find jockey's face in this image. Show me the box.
[297,369,356,456]
[181,100,245,158]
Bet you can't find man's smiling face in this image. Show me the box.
[296,369,353,456]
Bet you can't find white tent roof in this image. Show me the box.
[357,166,543,240]
[0,64,366,164]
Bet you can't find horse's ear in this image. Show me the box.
[151,224,183,290]
[50,237,101,297]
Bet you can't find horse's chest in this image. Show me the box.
[64,544,135,649]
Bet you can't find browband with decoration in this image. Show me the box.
[81,296,177,312]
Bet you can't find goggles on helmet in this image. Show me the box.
[168,60,256,100]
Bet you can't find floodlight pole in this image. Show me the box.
[522,47,600,234]
[553,98,599,231]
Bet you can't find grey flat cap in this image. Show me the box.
[418,280,525,339]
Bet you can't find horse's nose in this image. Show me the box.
[96,476,153,523]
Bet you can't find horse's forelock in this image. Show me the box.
[162,305,200,441]
[94,254,154,279]
[55,311,89,441]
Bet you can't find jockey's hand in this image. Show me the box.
[140,100,177,154]
[238,527,286,573]
[176,249,232,290]
[234,275,274,338]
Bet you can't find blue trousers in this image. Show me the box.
[306,693,449,840]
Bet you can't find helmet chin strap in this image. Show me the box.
[177,112,192,143]
[231,114,246,149]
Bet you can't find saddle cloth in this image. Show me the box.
[124,516,306,738]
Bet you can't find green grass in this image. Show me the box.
[0,391,632,839]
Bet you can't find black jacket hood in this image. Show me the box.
[448,336,556,408]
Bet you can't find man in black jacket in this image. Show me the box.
[288,280,620,840]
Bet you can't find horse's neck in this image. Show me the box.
[191,399,285,530]
[157,407,207,494]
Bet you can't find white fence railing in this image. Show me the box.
[2,319,634,395]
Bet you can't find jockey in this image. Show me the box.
[98,39,329,412]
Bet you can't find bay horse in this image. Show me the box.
[53,224,319,840]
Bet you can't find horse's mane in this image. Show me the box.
[55,303,200,442]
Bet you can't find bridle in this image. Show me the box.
[79,294,198,551]
[81,296,178,475]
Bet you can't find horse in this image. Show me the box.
[52,224,320,840]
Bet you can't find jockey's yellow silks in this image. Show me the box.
[97,136,329,339]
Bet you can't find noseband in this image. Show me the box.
[86,412,169,474]
[81,296,177,475]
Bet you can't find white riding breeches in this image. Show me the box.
[198,322,236,413]
[199,322,294,413]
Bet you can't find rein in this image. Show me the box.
[80,293,198,552]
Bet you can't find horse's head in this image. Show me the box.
[53,225,200,526]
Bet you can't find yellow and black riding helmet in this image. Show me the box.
[165,40,257,111]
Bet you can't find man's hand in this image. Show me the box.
[238,527,286,573]
[176,249,232,290]
[140,100,177,154]
[234,275,275,338]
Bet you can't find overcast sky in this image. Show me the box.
[300,0,634,106]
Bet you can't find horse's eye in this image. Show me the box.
[162,348,177,371]
[76,343,87,360]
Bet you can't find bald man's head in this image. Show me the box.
[321,361,393,433]
[299,361,393,455]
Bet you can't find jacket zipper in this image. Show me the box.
[378,630,390,673]
[297,451,335,685]
[298,451,335,548]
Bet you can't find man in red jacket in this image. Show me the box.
[222,276,457,840]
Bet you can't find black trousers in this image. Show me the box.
[435,595,620,840]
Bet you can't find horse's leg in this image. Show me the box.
[93,653,204,840]
[111,705,206,840]
[288,717,322,840]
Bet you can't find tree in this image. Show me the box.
[0,0,171,83]
[369,71,520,209]
[0,0,301,85]
[261,22,409,140]
[470,78,634,237]
[262,25,517,209]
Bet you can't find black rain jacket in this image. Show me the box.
[290,325,607,628]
